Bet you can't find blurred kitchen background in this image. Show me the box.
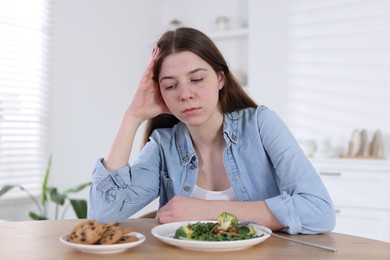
[1,0,390,242]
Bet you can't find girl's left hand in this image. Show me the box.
[156,196,213,223]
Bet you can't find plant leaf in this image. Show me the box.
[0,185,16,197]
[28,211,47,220]
[47,187,66,205]
[1,185,44,215]
[70,199,88,219]
[64,182,91,195]
[41,155,52,206]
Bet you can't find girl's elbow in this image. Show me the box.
[322,208,337,233]
[310,206,337,234]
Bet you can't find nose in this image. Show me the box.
[179,85,193,101]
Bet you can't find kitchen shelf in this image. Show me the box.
[208,28,249,40]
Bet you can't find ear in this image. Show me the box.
[217,72,225,90]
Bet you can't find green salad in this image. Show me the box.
[173,212,262,241]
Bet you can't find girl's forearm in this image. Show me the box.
[103,113,143,171]
[208,200,284,231]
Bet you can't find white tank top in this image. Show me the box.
[191,185,237,200]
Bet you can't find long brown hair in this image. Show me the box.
[142,27,257,145]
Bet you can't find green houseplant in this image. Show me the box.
[0,156,91,220]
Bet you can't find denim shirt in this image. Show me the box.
[88,106,336,234]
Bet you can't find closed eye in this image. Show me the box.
[165,84,176,90]
[191,78,203,83]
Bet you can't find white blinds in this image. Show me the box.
[0,0,51,198]
[286,0,390,141]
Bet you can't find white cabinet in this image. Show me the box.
[334,208,390,242]
[311,158,390,242]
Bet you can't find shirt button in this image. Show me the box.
[190,164,196,170]
[181,155,189,162]
[183,185,191,191]
[231,133,237,141]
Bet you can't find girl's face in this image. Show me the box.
[158,51,225,127]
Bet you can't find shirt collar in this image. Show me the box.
[175,122,197,166]
[223,111,240,144]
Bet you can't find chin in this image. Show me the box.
[182,119,205,127]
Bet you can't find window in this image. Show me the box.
[0,0,51,198]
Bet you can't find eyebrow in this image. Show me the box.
[159,68,208,83]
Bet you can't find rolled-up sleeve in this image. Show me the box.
[88,159,135,223]
[265,189,336,234]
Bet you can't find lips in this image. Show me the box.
[182,107,200,114]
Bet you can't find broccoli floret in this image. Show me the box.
[174,225,193,239]
[217,212,239,231]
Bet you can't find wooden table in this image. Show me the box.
[0,218,389,259]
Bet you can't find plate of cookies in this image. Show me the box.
[59,220,145,254]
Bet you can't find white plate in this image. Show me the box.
[151,221,271,252]
[59,232,145,254]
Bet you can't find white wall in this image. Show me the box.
[248,1,290,117]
